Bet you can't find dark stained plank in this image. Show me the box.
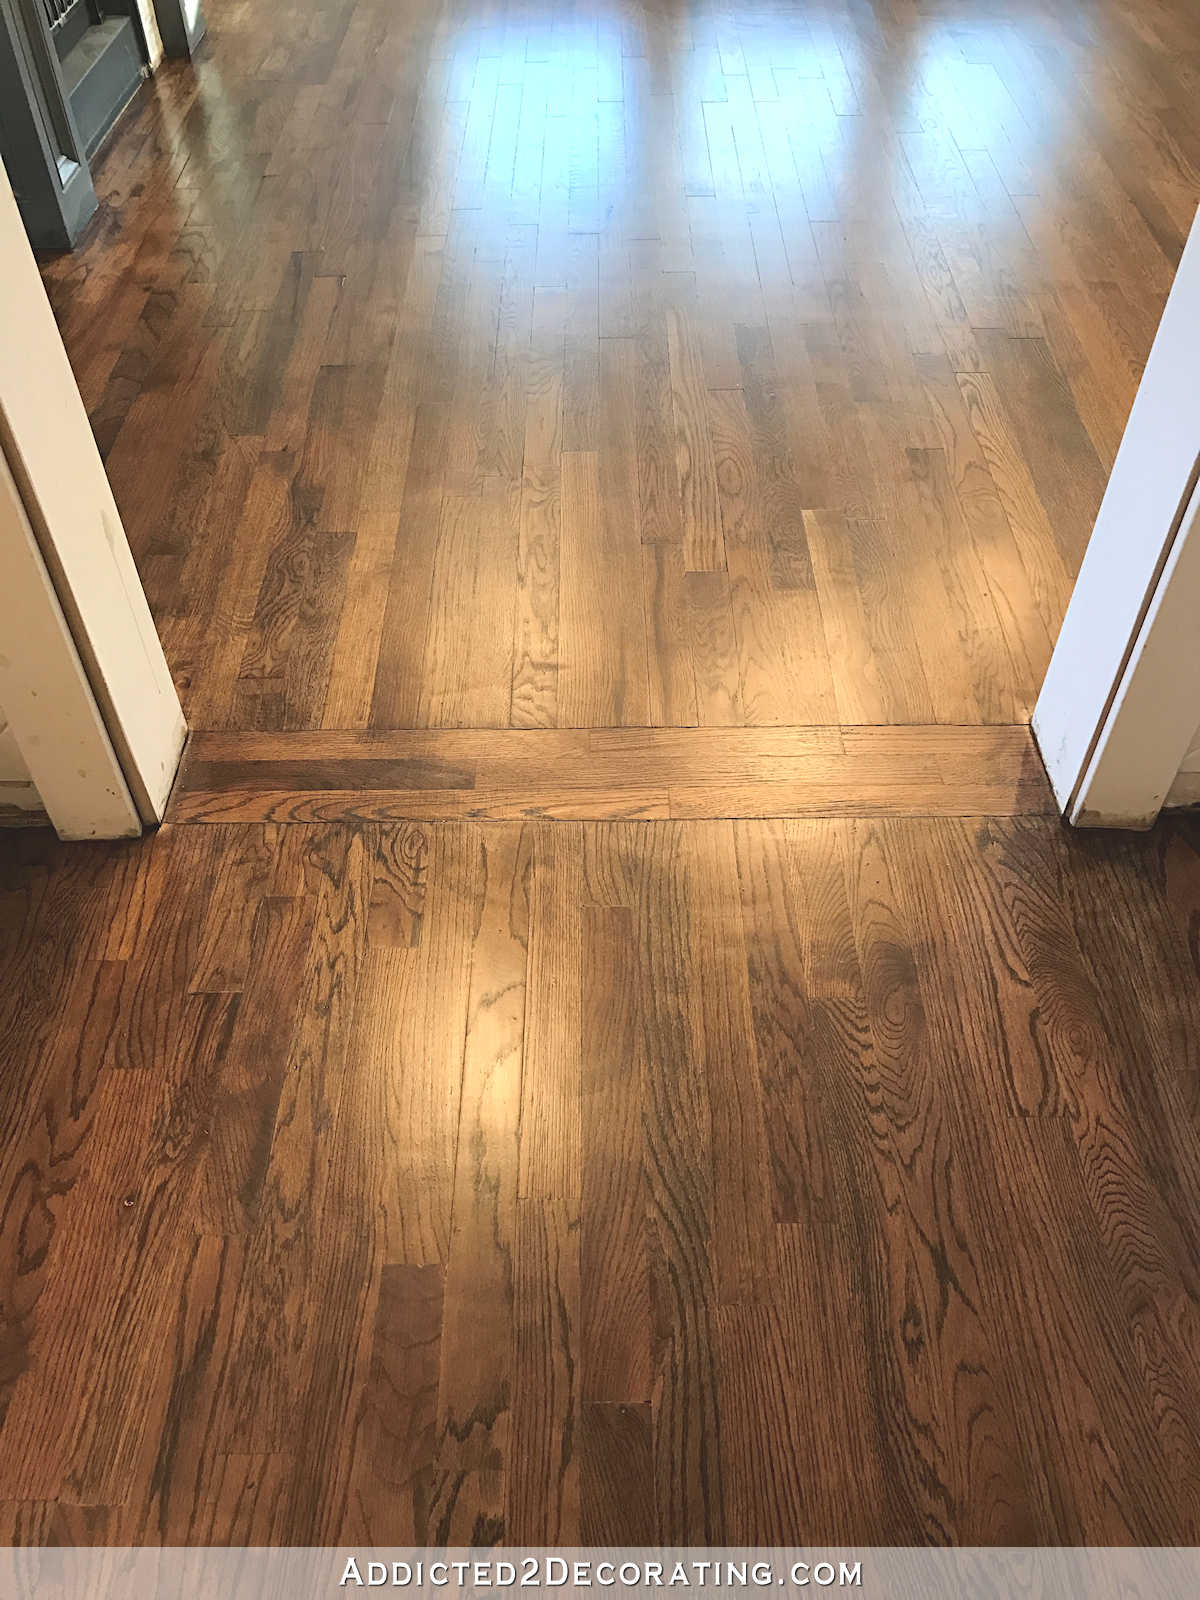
[518,824,583,1203]
[183,757,477,794]
[579,1403,655,1545]
[1061,823,1200,1082]
[197,828,373,1479]
[231,525,357,733]
[562,339,651,728]
[733,821,837,1228]
[366,822,429,949]
[580,903,650,1405]
[10,0,1200,1553]
[427,823,529,1545]
[837,819,1043,1542]
[343,1264,442,1544]
[2,817,1200,1540]
[197,893,318,1233]
[178,1452,295,1545]
[687,823,772,1304]
[353,827,477,1269]
[262,832,380,1543]
[414,489,514,729]
[0,957,129,1430]
[883,818,1191,1542]
[507,1198,579,1543]
[189,824,279,993]
[365,402,450,730]
[99,827,220,1076]
[635,825,724,1543]
[127,1232,247,1544]
[0,1044,199,1502]
[631,259,683,551]
[973,820,1200,1503]
[715,1299,825,1544]
[0,1502,122,1547]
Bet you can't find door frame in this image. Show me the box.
[1033,206,1200,829]
[0,158,185,838]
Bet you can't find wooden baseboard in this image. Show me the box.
[168,724,1054,823]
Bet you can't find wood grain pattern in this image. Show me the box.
[40,0,1186,734]
[507,1198,579,1544]
[170,724,1053,822]
[10,0,1200,1554]
[579,1403,655,1545]
[882,820,1192,1541]
[428,823,527,1546]
[580,902,650,1406]
[2,816,1200,1539]
[344,1264,442,1544]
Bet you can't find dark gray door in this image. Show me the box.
[0,0,145,249]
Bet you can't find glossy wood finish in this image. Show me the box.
[170,723,1051,820]
[11,0,1200,1554]
[38,0,1197,733]
[2,814,1200,1543]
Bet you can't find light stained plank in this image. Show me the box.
[666,306,726,573]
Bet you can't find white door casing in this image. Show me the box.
[0,449,141,838]
[1033,206,1200,828]
[0,159,185,837]
[1062,477,1200,827]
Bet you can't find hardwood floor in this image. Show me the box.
[36,0,1196,732]
[169,724,1052,821]
[1,815,1200,1543]
[8,0,1200,1552]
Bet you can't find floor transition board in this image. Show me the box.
[1,815,1200,1545]
[37,0,1196,734]
[11,0,1200,1554]
[170,723,1052,821]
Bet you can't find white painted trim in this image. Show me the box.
[136,0,165,68]
[0,161,185,826]
[1033,204,1200,827]
[0,712,44,816]
[1168,772,1200,810]
[1064,477,1200,828]
[1166,716,1200,807]
[0,451,141,839]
